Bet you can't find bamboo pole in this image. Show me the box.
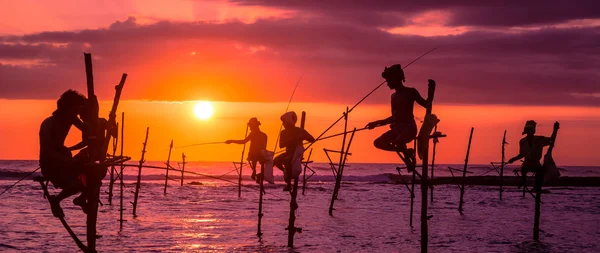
[257,160,264,237]
[164,140,173,194]
[133,127,149,217]
[83,52,101,252]
[108,123,118,205]
[409,140,417,227]
[458,127,474,214]
[534,122,559,240]
[119,112,125,229]
[301,148,313,195]
[287,111,306,248]
[430,125,437,203]
[181,153,186,186]
[420,80,436,253]
[238,125,249,198]
[329,108,349,216]
[499,130,507,200]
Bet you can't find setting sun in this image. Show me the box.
[194,101,214,120]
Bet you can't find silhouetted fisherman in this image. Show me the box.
[226,117,268,183]
[366,64,430,164]
[39,90,106,218]
[274,112,315,191]
[508,120,554,188]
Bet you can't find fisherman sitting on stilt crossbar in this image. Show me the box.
[366,64,431,168]
[38,90,108,218]
[226,117,268,183]
[274,112,315,191]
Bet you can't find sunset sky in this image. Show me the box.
[0,0,599,165]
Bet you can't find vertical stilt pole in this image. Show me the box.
[181,153,186,186]
[119,113,125,229]
[83,52,100,252]
[409,140,416,227]
[133,127,149,217]
[164,140,173,194]
[458,127,474,213]
[238,125,249,198]
[301,148,313,195]
[499,130,507,200]
[108,123,118,205]
[288,111,306,248]
[420,81,436,253]
[430,125,437,203]
[534,122,559,240]
[257,161,264,237]
[329,108,349,216]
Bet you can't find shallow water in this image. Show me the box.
[1,162,599,252]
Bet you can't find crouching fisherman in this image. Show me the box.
[39,90,107,218]
[226,117,268,183]
[507,120,556,189]
[274,112,315,191]
[366,64,431,166]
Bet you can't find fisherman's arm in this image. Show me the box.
[68,141,87,151]
[279,131,290,148]
[303,130,316,143]
[414,88,428,108]
[366,116,392,129]
[226,134,252,144]
[508,154,524,164]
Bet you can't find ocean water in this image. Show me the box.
[1,160,599,252]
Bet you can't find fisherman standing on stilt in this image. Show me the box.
[226,117,268,183]
[508,120,556,189]
[39,90,108,217]
[274,112,315,191]
[366,64,431,166]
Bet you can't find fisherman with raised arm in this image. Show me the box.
[226,117,268,183]
[366,64,431,164]
[274,112,315,191]
[507,120,556,188]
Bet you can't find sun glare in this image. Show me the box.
[194,101,214,120]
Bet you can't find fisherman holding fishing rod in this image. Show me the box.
[366,64,433,166]
[39,90,108,217]
[507,120,559,189]
[275,112,315,191]
[225,117,268,183]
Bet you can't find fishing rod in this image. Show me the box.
[169,141,226,150]
[303,46,441,152]
[0,167,40,197]
[272,74,304,155]
[109,163,288,200]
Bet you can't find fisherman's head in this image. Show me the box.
[248,117,261,131]
[56,89,86,117]
[280,111,297,129]
[522,120,537,135]
[382,64,405,89]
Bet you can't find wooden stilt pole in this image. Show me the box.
[132,127,149,217]
[329,108,349,216]
[301,148,313,195]
[119,113,125,229]
[83,52,102,252]
[164,140,173,194]
[287,111,306,248]
[430,125,437,203]
[108,126,118,206]
[458,127,474,214]
[238,125,249,198]
[257,160,264,237]
[419,80,436,253]
[409,140,416,227]
[180,153,186,186]
[534,122,559,240]
[500,130,507,200]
